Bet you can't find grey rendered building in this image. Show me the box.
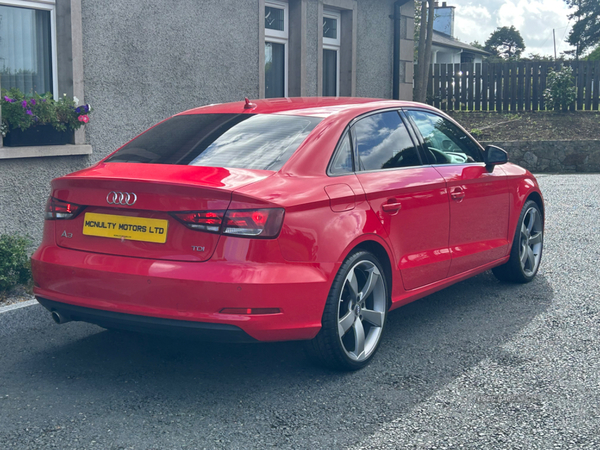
[0,0,414,243]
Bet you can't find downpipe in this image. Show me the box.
[51,310,71,324]
[392,0,412,100]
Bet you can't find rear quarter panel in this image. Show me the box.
[232,173,401,297]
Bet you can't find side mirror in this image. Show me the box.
[484,145,508,170]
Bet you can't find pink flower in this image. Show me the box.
[26,109,33,115]
[21,100,27,108]
[78,114,89,123]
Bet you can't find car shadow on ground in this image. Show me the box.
[12,270,554,444]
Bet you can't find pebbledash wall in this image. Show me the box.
[0,0,415,245]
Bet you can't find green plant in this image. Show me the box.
[544,66,577,111]
[1,87,91,136]
[470,128,483,138]
[504,113,521,120]
[0,234,32,292]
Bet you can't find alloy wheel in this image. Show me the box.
[337,260,386,362]
[519,206,543,277]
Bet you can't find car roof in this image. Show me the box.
[178,97,433,118]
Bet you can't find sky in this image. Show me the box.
[447,0,576,58]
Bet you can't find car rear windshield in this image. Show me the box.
[105,113,322,171]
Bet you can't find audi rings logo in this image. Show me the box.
[106,191,137,206]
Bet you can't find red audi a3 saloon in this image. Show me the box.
[32,97,544,370]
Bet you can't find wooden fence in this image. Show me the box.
[416,61,600,112]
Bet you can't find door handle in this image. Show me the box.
[450,187,465,201]
[382,202,402,213]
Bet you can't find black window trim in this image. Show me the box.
[401,107,486,166]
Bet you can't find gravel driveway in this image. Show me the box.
[0,174,598,449]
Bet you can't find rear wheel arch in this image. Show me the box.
[352,240,393,309]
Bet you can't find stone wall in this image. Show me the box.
[482,140,600,173]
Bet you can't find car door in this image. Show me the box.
[350,110,451,291]
[405,109,510,277]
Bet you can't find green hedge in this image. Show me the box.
[0,234,32,292]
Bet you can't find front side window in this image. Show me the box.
[354,111,422,171]
[322,10,340,97]
[406,110,483,164]
[265,1,288,98]
[106,114,322,171]
[0,2,55,95]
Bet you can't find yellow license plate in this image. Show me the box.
[82,213,168,244]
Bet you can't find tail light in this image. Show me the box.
[223,209,284,237]
[172,208,284,238]
[45,197,84,220]
[171,211,224,233]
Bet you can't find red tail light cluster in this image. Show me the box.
[171,211,223,233]
[45,197,84,220]
[172,208,284,238]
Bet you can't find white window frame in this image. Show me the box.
[0,0,59,98]
[264,0,288,97]
[322,9,340,97]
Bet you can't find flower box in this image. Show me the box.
[2,125,74,147]
[1,88,91,148]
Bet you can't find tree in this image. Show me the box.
[484,26,526,60]
[586,45,600,61]
[520,53,556,62]
[565,0,600,58]
[414,0,435,103]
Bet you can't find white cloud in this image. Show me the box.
[449,0,575,57]
[453,4,493,45]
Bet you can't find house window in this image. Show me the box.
[322,10,340,97]
[264,0,288,98]
[0,0,57,96]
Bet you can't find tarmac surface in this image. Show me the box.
[1,174,598,449]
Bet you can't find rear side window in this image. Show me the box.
[329,132,353,175]
[354,111,421,171]
[106,114,322,171]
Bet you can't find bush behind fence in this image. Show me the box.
[416,61,600,112]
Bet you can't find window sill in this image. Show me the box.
[0,144,92,160]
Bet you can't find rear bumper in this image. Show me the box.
[32,244,334,342]
[37,297,257,342]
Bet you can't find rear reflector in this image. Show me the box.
[220,308,281,315]
[172,208,284,238]
[45,197,84,220]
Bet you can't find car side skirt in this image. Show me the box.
[389,256,511,311]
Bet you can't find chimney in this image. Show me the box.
[433,2,455,37]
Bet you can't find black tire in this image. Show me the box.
[305,250,389,371]
[492,200,543,283]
